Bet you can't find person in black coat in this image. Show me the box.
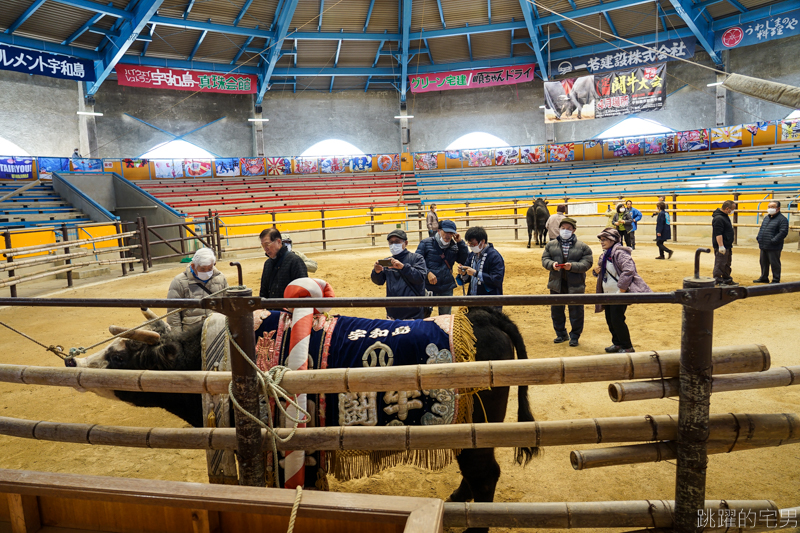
[711,200,736,286]
[654,201,673,260]
[415,219,468,316]
[753,200,790,284]
[259,228,308,303]
[458,226,505,311]
[371,229,427,319]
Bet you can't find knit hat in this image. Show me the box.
[192,247,216,266]
[559,217,577,230]
[387,229,408,241]
[596,228,621,243]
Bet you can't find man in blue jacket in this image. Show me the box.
[753,200,790,284]
[415,219,468,316]
[458,226,505,311]
[624,200,642,250]
[371,229,427,320]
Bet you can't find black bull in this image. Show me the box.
[526,198,550,248]
[73,307,538,515]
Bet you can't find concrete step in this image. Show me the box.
[56,266,110,279]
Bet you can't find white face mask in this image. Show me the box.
[618,208,625,213]
[389,243,404,255]
[560,229,573,240]
[767,208,777,215]
[195,269,213,281]
[469,243,483,254]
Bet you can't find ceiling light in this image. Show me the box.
[248,118,269,122]
[77,111,103,116]
[394,115,414,119]
[707,81,724,87]
[539,105,546,109]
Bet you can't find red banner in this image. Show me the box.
[115,64,257,94]
[409,64,535,93]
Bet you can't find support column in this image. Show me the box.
[77,83,98,158]
[674,272,716,533]
[715,51,730,128]
[398,102,410,154]
[253,103,266,157]
[545,122,555,144]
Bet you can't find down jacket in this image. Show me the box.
[259,245,308,300]
[756,213,789,251]
[167,266,229,331]
[370,249,427,320]
[415,236,468,293]
[541,236,594,293]
[460,243,505,296]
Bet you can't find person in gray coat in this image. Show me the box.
[167,247,229,331]
[753,201,790,284]
[541,217,593,347]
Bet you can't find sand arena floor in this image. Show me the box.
[1,240,799,532]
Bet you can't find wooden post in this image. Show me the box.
[320,209,327,251]
[214,214,223,259]
[672,194,678,243]
[7,493,41,533]
[369,207,375,246]
[465,201,470,227]
[513,200,519,240]
[223,288,265,487]
[417,206,423,242]
[136,217,149,272]
[673,273,716,533]
[732,192,740,245]
[3,231,16,297]
[179,224,186,257]
[115,221,128,276]
[563,197,569,215]
[271,212,276,229]
[61,224,73,288]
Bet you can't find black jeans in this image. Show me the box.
[604,304,632,350]
[656,239,672,258]
[759,249,782,282]
[713,248,733,283]
[623,231,635,249]
[550,280,584,340]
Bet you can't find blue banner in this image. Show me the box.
[0,157,34,180]
[0,44,95,82]
[715,10,800,50]
[550,37,696,76]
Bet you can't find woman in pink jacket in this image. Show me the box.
[592,228,652,353]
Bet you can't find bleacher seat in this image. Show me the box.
[0,182,92,229]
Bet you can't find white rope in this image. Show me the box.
[287,486,303,533]
[224,317,310,488]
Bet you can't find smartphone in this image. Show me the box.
[554,263,566,268]
[378,259,393,267]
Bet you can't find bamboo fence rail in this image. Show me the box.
[0,345,767,395]
[1,232,138,257]
[570,436,800,470]
[442,500,785,530]
[0,413,796,451]
[608,365,799,402]
[0,245,140,272]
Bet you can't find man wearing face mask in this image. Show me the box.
[166,247,229,331]
[416,219,468,316]
[426,204,439,237]
[711,200,737,286]
[541,218,593,347]
[458,226,505,311]
[753,201,789,284]
[371,229,427,320]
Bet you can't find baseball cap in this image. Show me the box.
[387,229,408,240]
[439,220,457,233]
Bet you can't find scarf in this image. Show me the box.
[599,243,620,282]
[469,250,488,295]
[434,232,453,250]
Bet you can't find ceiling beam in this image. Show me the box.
[363,0,376,31]
[711,0,799,29]
[231,32,257,64]
[0,32,100,60]
[554,21,576,47]
[150,15,274,39]
[61,8,107,44]
[5,0,47,35]
[183,0,196,18]
[118,54,261,74]
[488,0,492,23]
[400,0,412,102]
[517,0,549,80]
[667,0,722,64]
[329,31,342,92]
[187,27,209,60]
[423,37,434,64]
[233,0,254,26]
[48,0,133,20]
[318,0,325,31]
[256,0,300,103]
[435,0,446,28]
[140,23,156,56]
[466,23,473,60]
[86,0,164,95]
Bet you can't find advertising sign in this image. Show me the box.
[0,44,95,81]
[116,64,257,94]
[715,9,800,50]
[409,64,535,93]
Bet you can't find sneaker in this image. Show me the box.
[770,280,781,284]
[618,347,635,353]
[752,278,769,284]
[553,336,569,344]
[667,251,673,259]
[723,279,739,287]
[569,338,579,347]
[655,256,664,260]
[605,345,620,353]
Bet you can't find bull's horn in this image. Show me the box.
[140,308,171,331]
[108,325,161,345]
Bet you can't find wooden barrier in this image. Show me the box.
[0,344,769,395]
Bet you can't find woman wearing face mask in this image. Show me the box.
[541,217,593,347]
[458,226,505,311]
[371,229,427,320]
[166,247,229,332]
[611,203,633,247]
[592,228,651,353]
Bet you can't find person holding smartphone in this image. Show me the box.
[541,217,593,347]
[371,229,427,320]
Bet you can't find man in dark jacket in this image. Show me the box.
[415,219,468,316]
[371,229,427,320]
[541,217,594,347]
[259,228,308,302]
[712,200,736,286]
[458,226,505,311]
[753,200,790,284]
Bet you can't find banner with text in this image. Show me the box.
[0,44,95,82]
[409,64,535,93]
[115,64,257,94]
[550,38,695,76]
[715,9,800,50]
[544,63,666,124]
[0,157,34,180]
